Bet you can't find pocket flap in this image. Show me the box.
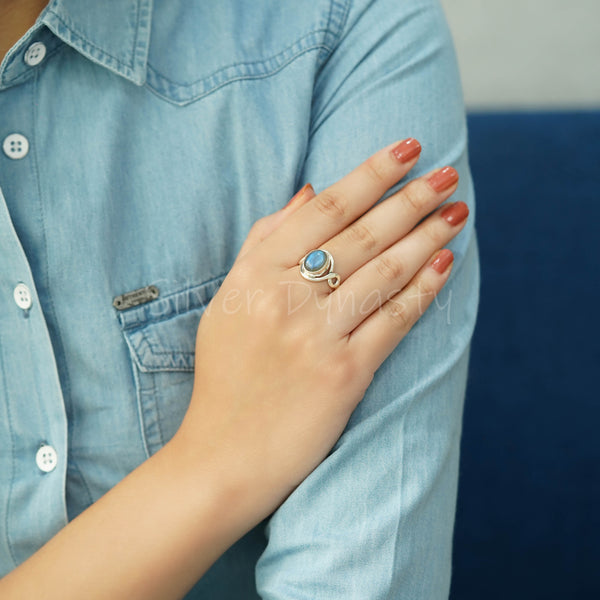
[117,275,225,372]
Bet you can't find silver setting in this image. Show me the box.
[299,249,341,289]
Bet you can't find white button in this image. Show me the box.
[3,134,29,160]
[24,42,46,66]
[13,283,33,310]
[35,445,58,473]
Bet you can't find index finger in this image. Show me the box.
[265,138,422,266]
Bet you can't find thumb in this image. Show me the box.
[236,183,316,260]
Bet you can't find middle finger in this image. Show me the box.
[321,166,460,285]
[325,198,469,335]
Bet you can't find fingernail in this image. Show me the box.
[428,166,459,193]
[431,249,454,274]
[441,201,469,226]
[286,183,314,208]
[391,138,422,163]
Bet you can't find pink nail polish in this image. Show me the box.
[431,249,454,274]
[428,167,459,193]
[441,201,469,226]
[391,138,422,163]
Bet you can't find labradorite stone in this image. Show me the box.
[305,250,327,272]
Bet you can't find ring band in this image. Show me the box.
[299,249,341,289]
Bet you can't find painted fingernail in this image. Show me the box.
[391,138,422,163]
[431,249,454,274]
[428,166,459,192]
[441,201,469,226]
[286,183,314,208]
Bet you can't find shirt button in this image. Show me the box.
[35,444,58,473]
[3,133,29,160]
[13,283,33,310]
[24,41,47,66]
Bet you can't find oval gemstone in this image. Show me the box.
[305,250,327,272]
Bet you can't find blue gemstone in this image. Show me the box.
[305,250,327,272]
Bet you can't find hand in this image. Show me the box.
[177,138,468,521]
[0,141,468,600]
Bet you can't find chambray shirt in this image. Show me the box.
[0,0,479,597]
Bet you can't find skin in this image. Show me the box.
[0,5,469,598]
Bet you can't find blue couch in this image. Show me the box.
[450,112,600,599]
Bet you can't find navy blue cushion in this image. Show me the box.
[450,112,600,599]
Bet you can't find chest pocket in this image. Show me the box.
[117,275,225,457]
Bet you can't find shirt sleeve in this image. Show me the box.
[255,0,480,597]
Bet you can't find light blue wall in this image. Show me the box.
[440,0,600,110]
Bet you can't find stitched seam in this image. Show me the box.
[149,29,330,88]
[125,302,210,331]
[132,0,142,68]
[317,0,351,69]
[0,43,66,90]
[132,0,152,75]
[146,44,329,105]
[146,36,333,106]
[131,356,151,459]
[118,273,227,331]
[28,74,55,430]
[31,69,74,445]
[144,272,227,305]
[136,361,195,373]
[0,16,42,86]
[31,73,71,529]
[145,349,195,357]
[143,344,195,359]
[130,325,198,363]
[144,372,165,452]
[46,8,136,71]
[0,326,18,566]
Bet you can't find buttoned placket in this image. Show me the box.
[0,23,69,567]
[0,0,154,567]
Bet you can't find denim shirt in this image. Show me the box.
[0,0,479,597]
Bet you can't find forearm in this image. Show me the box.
[0,432,248,600]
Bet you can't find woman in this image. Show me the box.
[0,0,478,597]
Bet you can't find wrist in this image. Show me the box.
[168,420,263,542]
[172,399,290,537]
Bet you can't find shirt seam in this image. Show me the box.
[145,30,335,106]
[154,28,334,88]
[45,7,138,73]
[317,0,352,69]
[117,273,227,331]
[31,70,73,505]
[131,0,145,73]
[0,43,65,90]
[0,334,18,567]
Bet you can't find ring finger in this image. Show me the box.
[319,165,459,287]
[326,199,469,335]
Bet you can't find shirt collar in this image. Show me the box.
[41,0,153,86]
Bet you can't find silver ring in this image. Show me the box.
[298,249,341,289]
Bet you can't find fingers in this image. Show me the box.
[322,166,459,282]
[326,199,468,335]
[265,138,423,266]
[236,183,316,261]
[348,248,455,373]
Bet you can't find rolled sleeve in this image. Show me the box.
[256,0,479,597]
